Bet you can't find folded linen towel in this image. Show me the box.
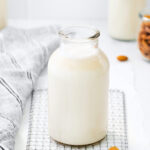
[0,26,60,150]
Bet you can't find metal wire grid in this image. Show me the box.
[26,89,128,150]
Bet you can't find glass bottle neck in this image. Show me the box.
[139,8,150,21]
[61,38,99,50]
[59,26,100,49]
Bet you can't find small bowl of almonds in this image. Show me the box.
[138,9,150,60]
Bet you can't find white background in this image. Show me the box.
[7,0,108,20]
[7,0,150,20]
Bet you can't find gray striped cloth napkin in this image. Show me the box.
[0,26,60,150]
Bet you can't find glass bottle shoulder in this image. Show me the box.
[48,47,109,72]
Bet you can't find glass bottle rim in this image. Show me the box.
[59,26,100,43]
[139,8,150,22]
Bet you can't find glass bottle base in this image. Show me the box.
[50,131,107,146]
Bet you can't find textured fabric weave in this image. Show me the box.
[0,26,59,150]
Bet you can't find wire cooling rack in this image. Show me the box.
[26,90,128,150]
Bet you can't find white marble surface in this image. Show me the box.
[8,19,150,150]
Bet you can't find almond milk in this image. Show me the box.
[0,0,6,29]
[48,27,109,145]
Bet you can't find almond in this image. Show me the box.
[109,146,119,150]
[117,55,128,61]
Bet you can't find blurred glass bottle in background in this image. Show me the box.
[138,8,150,60]
[0,0,7,29]
[108,0,146,41]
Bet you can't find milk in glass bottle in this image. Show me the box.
[48,26,109,145]
[108,0,146,40]
[0,0,6,29]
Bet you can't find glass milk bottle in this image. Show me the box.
[108,0,146,40]
[48,26,109,145]
[0,0,6,29]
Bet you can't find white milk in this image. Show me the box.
[48,27,109,145]
[108,0,146,40]
[0,0,6,29]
